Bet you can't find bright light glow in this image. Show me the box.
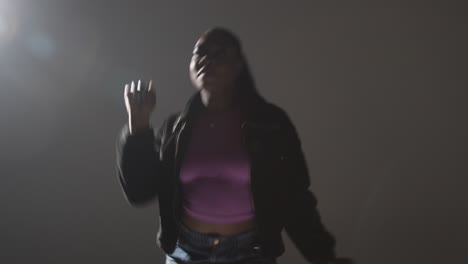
[0,3,17,43]
[0,16,7,36]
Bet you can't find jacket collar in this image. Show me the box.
[172,90,267,133]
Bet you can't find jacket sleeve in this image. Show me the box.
[280,111,336,264]
[115,118,168,207]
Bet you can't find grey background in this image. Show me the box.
[0,1,466,263]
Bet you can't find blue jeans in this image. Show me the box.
[165,223,277,264]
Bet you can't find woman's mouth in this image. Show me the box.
[197,65,206,76]
[199,72,215,82]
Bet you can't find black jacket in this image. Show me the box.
[116,92,336,263]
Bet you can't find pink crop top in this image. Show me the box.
[178,105,255,223]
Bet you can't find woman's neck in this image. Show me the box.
[200,89,238,113]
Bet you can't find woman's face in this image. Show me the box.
[189,33,243,95]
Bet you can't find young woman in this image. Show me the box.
[117,27,344,264]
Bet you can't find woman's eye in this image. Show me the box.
[192,49,229,62]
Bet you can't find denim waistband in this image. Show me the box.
[177,222,260,251]
[168,223,275,263]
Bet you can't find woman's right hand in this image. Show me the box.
[124,80,156,134]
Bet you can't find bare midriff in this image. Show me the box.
[181,211,256,236]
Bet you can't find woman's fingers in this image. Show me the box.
[124,83,130,96]
[124,80,155,108]
[137,80,142,91]
[130,81,136,93]
[124,83,134,104]
[148,80,153,93]
[123,83,129,102]
[147,80,156,104]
